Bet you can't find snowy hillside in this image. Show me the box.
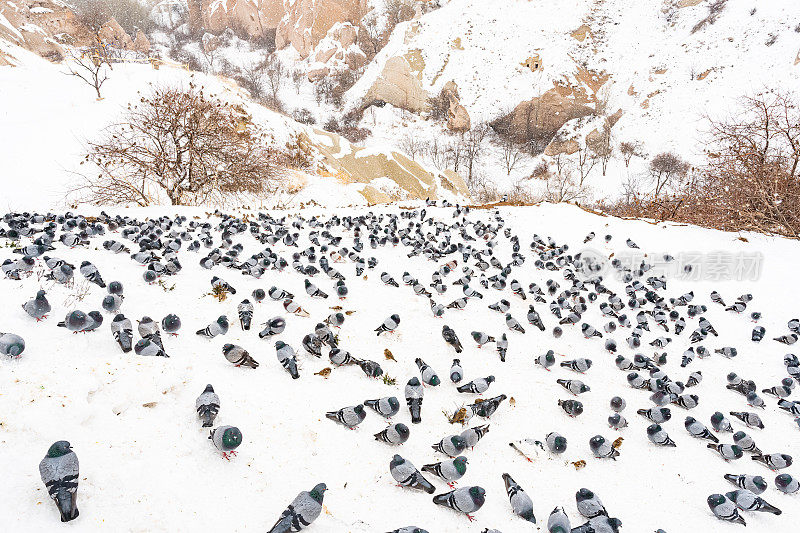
[1,202,799,532]
[345,0,800,195]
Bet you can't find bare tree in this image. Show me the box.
[358,15,385,59]
[76,84,282,206]
[591,125,614,176]
[263,54,285,106]
[462,124,489,184]
[544,156,582,203]
[239,57,267,99]
[649,152,689,198]
[498,135,526,175]
[575,144,598,187]
[619,140,642,168]
[400,132,425,160]
[66,42,112,99]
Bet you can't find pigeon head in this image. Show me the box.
[275,340,286,350]
[453,456,468,474]
[429,375,441,386]
[469,486,486,505]
[451,435,466,450]
[776,474,794,489]
[309,483,327,503]
[395,423,410,440]
[647,424,663,437]
[707,494,726,508]
[108,281,123,295]
[46,440,72,458]
[217,316,228,326]
[388,397,400,411]
[354,405,366,416]
[36,289,46,299]
[576,488,596,501]
[551,435,567,453]
[588,437,605,452]
[221,427,242,450]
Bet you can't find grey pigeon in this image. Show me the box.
[39,440,79,522]
[375,423,410,445]
[547,506,570,533]
[275,341,298,378]
[260,317,287,339]
[450,359,463,383]
[752,452,792,470]
[267,483,327,532]
[775,473,799,494]
[589,435,618,460]
[442,325,463,353]
[460,424,489,449]
[724,474,767,494]
[433,435,467,457]
[79,261,105,287]
[390,455,435,493]
[730,411,764,429]
[546,432,567,454]
[161,314,181,335]
[110,314,133,353]
[684,417,718,443]
[22,290,50,320]
[197,316,229,338]
[326,405,366,429]
[405,377,424,424]
[647,424,676,447]
[707,443,744,461]
[101,294,123,314]
[572,517,622,533]
[134,338,167,357]
[726,489,781,514]
[415,357,440,386]
[223,343,259,368]
[457,376,494,394]
[376,314,400,335]
[535,350,556,370]
[57,310,88,333]
[576,488,607,518]
[0,332,26,357]
[365,397,400,418]
[707,493,745,526]
[501,473,535,523]
[196,384,220,427]
[209,425,242,459]
[432,486,485,520]
[471,331,495,347]
[237,299,253,330]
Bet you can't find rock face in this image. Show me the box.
[201,0,283,38]
[441,81,470,132]
[0,0,91,59]
[303,129,470,203]
[491,87,596,148]
[98,17,134,50]
[364,54,430,113]
[133,31,151,54]
[308,21,366,79]
[276,0,363,59]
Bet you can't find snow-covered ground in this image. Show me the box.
[1,202,799,532]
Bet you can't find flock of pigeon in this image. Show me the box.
[2,200,799,532]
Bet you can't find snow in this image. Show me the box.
[0,201,799,532]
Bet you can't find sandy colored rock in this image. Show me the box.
[364,55,430,113]
[678,0,704,7]
[571,24,591,41]
[441,81,470,131]
[521,54,542,72]
[276,0,363,58]
[99,17,134,50]
[307,66,330,82]
[0,0,92,59]
[188,0,284,37]
[133,30,151,54]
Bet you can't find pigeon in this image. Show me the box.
[576,488,608,518]
[275,341,299,378]
[405,377,424,424]
[209,425,242,459]
[707,493,746,526]
[329,348,357,366]
[365,397,400,418]
[561,358,592,373]
[733,431,761,454]
[726,489,782,515]
[647,424,676,447]
[196,384,220,427]
[161,314,181,335]
[501,473,535,523]
[442,325,463,353]
[557,379,589,395]
[134,337,167,357]
[84,311,103,333]
[376,314,400,335]
[222,343,259,369]
[79,261,105,287]
[39,441,79,522]
[423,456,468,487]
[707,443,744,461]
[22,290,50,320]
[468,394,507,418]
[685,417,718,443]
[252,288,266,303]
[724,474,767,494]
[608,413,628,430]
[211,276,236,295]
[461,424,490,449]
[432,486,485,521]
[457,376,495,394]
[637,407,671,424]
[375,423,410,445]
[775,473,799,494]
[535,350,556,370]
[545,432,567,454]
[269,286,294,300]
[110,314,133,353]
[267,483,327,533]
[489,299,511,313]
[589,435,619,460]
[101,294,123,314]
[196,316,229,338]
[57,310,88,333]
[496,333,508,361]
[304,279,328,298]
[415,357,440,386]
[730,411,764,429]
[610,396,626,412]
[432,435,467,457]
[547,506,571,533]
[471,331,495,347]
[237,300,254,330]
[390,455,435,493]
[711,411,733,432]
[559,399,584,417]
[450,359,464,383]
[752,453,792,470]
[326,405,366,429]
[260,317,287,339]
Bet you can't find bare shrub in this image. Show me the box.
[237,57,267,99]
[263,54,285,105]
[292,108,316,125]
[75,84,282,206]
[66,41,113,99]
[619,140,643,168]
[649,152,690,198]
[400,133,426,160]
[385,0,415,30]
[691,0,728,34]
[428,87,450,122]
